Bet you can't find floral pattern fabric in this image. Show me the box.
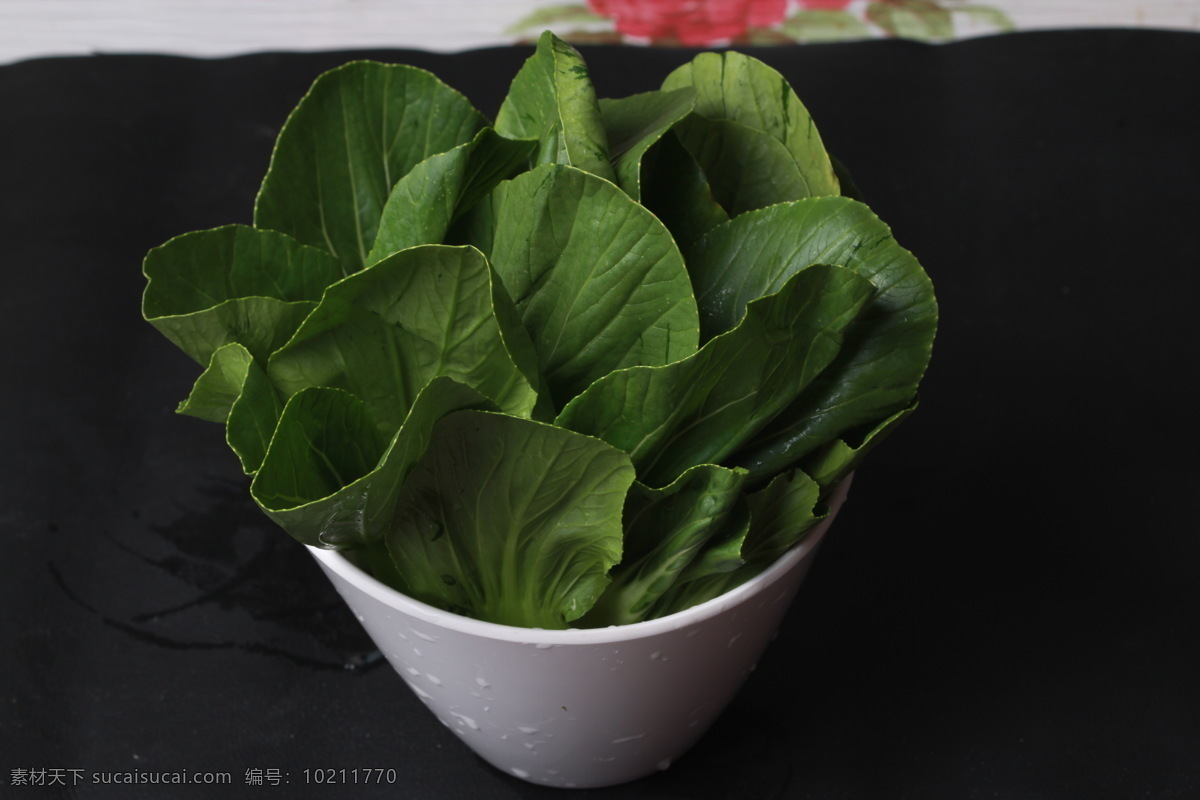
[586,0,789,44]
[514,0,1015,45]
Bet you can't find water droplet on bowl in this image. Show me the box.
[612,733,645,744]
[404,681,432,701]
[425,673,442,685]
[517,726,539,734]
[657,759,672,771]
[412,629,438,642]
[511,768,530,779]
[450,712,479,730]
[475,677,491,688]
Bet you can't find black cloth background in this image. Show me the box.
[2,29,1198,799]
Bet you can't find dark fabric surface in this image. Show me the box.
[2,29,1198,799]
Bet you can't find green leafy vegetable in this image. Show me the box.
[142,224,341,364]
[649,467,828,616]
[669,115,826,216]
[251,378,495,548]
[494,31,614,182]
[598,87,696,200]
[464,163,700,408]
[266,244,548,429]
[687,198,937,477]
[255,61,487,275]
[142,31,936,629]
[177,341,260,424]
[579,464,747,627]
[638,131,730,249]
[556,263,875,487]
[178,341,281,474]
[366,129,536,264]
[662,50,840,199]
[386,410,633,628]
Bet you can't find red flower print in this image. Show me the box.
[747,0,789,26]
[797,0,853,8]
[588,0,789,45]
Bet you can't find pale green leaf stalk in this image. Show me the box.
[386,411,634,628]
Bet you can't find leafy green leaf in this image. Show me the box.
[780,10,873,43]
[648,467,825,617]
[251,378,495,548]
[685,197,936,478]
[495,31,615,183]
[557,264,875,487]
[255,61,487,275]
[175,341,283,475]
[579,464,747,627]
[386,410,635,628]
[866,0,955,41]
[177,341,258,424]
[467,163,700,408]
[251,387,387,524]
[802,401,915,491]
[267,245,547,432]
[366,129,535,264]
[666,505,750,589]
[598,88,696,200]
[142,224,340,364]
[740,467,825,565]
[662,51,839,199]
[639,131,730,250]
[224,349,285,475]
[670,116,818,216]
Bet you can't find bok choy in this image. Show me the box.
[143,32,936,629]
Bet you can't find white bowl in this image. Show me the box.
[309,477,851,789]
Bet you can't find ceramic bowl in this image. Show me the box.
[309,477,851,788]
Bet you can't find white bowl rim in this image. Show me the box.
[308,522,827,646]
